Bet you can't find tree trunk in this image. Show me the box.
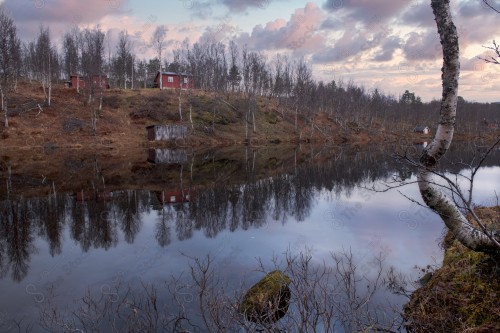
[419,0,499,254]
[179,80,183,121]
[2,88,8,128]
[99,73,103,112]
[47,54,52,106]
[252,97,256,134]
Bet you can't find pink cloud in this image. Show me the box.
[236,2,326,52]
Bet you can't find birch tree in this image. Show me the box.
[113,31,133,89]
[35,26,56,106]
[151,26,167,89]
[0,6,21,127]
[63,29,80,82]
[418,0,499,254]
[81,27,105,133]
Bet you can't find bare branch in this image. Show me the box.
[483,0,500,14]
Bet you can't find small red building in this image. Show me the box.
[70,74,109,89]
[156,190,191,204]
[153,71,194,89]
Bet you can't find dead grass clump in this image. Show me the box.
[404,206,500,333]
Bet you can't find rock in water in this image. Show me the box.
[239,270,291,323]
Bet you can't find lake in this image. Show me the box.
[0,141,498,332]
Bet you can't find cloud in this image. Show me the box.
[401,1,434,27]
[2,0,127,41]
[219,0,272,12]
[185,1,215,20]
[372,36,402,62]
[312,28,368,63]
[3,0,126,24]
[234,2,326,52]
[402,30,442,61]
[323,0,412,24]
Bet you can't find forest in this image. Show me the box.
[1,7,499,137]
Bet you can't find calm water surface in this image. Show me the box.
[0,143,498,332]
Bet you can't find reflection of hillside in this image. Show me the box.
[0,142,498,281]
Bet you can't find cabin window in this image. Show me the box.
[170,195,176,202]
[183,77,188,84]
[168,76,174,83]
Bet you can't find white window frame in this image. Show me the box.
[167,76,174,83]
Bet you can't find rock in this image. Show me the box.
[418,272,433,286]
[239,270,291,323]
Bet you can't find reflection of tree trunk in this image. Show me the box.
[7,165,12,196]
[252,96,256,134]
[180,165,184,200]
[419,0,499,253]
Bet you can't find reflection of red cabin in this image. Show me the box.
[156,190,192,204]
[70,74,109,89]
[153,72,194,89]
[75,190,111,203]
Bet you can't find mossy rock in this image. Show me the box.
[239,270,291,323]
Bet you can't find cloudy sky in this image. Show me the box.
[1,0,499,102]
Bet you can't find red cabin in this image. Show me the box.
[153,71,194,89]
[156,190,192,204]
[70,74,109,89]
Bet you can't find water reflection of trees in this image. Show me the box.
[0,143,498,282]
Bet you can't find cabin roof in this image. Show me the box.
[156,71,192,76]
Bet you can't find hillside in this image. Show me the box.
[0,81,496,152]
[0,81,418,150]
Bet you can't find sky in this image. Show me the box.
[1,0,499,102]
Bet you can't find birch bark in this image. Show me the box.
[418,0,499,253]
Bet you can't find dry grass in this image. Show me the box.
[0,81,405,152]
[404,206,500,333]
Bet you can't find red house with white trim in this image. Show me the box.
[153,71,194,89]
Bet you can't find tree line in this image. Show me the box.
[1,7,498,134]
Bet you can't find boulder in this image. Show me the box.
[239,270,291,323]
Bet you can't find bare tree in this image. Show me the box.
[112,30,133,89]
[151,26,167,89]
[62,28,81,83]
[81,26,105,133]
[36,249,402,333]
[417,0,499,253]
[0,6,21,127]
[34,26,56,106]
[228,40,241,93]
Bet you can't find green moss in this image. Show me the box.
[239,270,291,323]
[405,206,500,333]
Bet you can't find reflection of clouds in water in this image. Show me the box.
[0,145,498,330]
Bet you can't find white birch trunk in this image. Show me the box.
[419,0,499,253]
[179,78,183,120]
[47,54,51,106]
[159,54,163,90]
[2,88,8,128]
[48,78,51,106]
[99,73,103,112]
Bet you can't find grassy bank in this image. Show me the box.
[404,206,500,333]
